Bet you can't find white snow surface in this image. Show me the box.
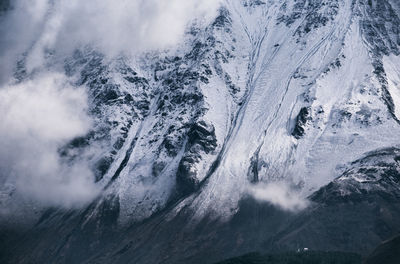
[176,0,400,220]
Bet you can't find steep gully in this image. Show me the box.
[200,6,343,193]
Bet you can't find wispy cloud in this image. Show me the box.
[248,182,309,211]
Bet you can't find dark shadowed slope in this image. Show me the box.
[365,235,400,264]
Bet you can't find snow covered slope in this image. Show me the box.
[56,0,400,223]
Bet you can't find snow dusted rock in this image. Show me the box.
[176,120,217,195]
[311,147,400,203]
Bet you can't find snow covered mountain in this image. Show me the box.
[1,0,400,263]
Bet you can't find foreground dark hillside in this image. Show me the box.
[214,251,362,264]
[365,235,400,264]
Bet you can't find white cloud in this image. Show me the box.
[248,182,309,211]
[0,0,222,79]
[0,73,99,208]
[61,0,222,54]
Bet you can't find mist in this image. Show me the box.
[0,73,99,208]
[248,182,309,212]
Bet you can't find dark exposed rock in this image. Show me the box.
[291,107,311,139]
[243,0,266,8]
[361,0,400,57]
[360,0,400,124]
[212,8,232,29]
[0,0,10,14]
[94,156,114,182]
[277,0,339,38]
[59,51,154,185]
[176,121,217,195]
[311,147,400,205]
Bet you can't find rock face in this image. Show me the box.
[311,147,400,204]
[2,0,400,263]
[176,120,217,195]
[291,107,311,139]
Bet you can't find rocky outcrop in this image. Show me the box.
[291,107,311,139]
[176,121,217,195]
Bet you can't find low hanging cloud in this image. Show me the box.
[248,182,309,211]
[0,73,100,208]
[60,0,222,54]
[0,0,222,81]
